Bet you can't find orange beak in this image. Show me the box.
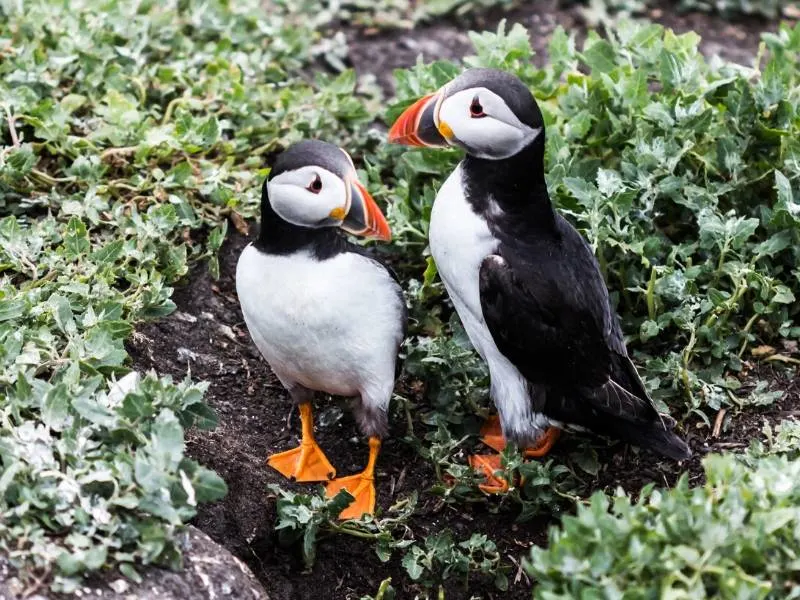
[341,177,391,242]
[387,93,448,148]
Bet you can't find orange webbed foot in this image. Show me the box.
[268,402,336,482]
[468,453,510,494]
[479,415,507,453]
[325,472,376,519]
[523,427,561,458]
[267,439,336,482]
[482,415,561,457]
[325,437,380,520]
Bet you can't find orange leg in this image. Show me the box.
[267,402,336,482]
[325,437,380,520]
[523,427,561,458]
[469,415,561,493]
[479,415,507,453]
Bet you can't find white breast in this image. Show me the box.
[429,164,550,441]
[235,245,404,403]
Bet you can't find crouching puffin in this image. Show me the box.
[388,68,690,490]
[236,140,406,518]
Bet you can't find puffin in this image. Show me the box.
[236,140,407,518]
[388,68,690,491]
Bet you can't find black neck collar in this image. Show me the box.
[462,135,555,228]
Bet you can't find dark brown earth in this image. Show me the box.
[130,4,798,599]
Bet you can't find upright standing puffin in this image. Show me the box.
[236,140,407,518]
[388,69,689,490]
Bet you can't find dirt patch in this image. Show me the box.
[130,225,798,600]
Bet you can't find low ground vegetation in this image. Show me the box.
[1,0,799,597]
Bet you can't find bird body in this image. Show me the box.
[236,140,405,517]
[389,68,690,474]
[429,164,554,441]
[237,243,404,437]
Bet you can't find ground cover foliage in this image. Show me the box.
[1,0,800,596]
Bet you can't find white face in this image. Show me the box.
[267,165,348,228]
[436,87,542,160]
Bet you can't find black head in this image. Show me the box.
[444,68,544,131]
[389,68,544,160]
[269,139,354,184]
[257,140,390,253]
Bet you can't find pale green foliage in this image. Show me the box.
[527,443,800,598]
[0,0,374,590]
[577,0,796,19]
[678,0,792,18]
[401,531,509,591]
[3,0,799,594]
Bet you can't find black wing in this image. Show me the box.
[479,220,689,459]
[478,236,659,426]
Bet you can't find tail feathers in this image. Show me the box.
[543,382,692,461]
[603,418,692,461]
[595,379,691,460]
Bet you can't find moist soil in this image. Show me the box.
[130,5,798,599]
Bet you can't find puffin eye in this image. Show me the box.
[469,97,486,118]
[307,174,322,194]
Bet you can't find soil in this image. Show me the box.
[129,4,798,600]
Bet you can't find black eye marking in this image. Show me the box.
[470,96,486,118]
[307,174,322,193]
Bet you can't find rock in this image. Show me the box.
[0,526,268,600]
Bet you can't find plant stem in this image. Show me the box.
[646,265,657,321]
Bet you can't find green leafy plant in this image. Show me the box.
[401,530,510,592]
[271,484,417,570]
[573,0,798,19]
[748,418,800,459]
[0,0,375,591]
[526,441,800,598]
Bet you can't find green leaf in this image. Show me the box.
[402,548,426,581]
[773,286,795,304]
[191,465,228,503]
[121,393,154,421]
[183,402,217,430]
[42,384,72,431]
[302,522,320,570]
[72,397,117,428]
[119,563,143,583]
[581,40,617,74]
[91,239,125,264]
[574,448,599,476]
[775,170,795,206]
[151,410,185,468]
[63,216,91,258]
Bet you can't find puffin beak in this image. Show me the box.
[340,176,392,242]
[388,92,449,147]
